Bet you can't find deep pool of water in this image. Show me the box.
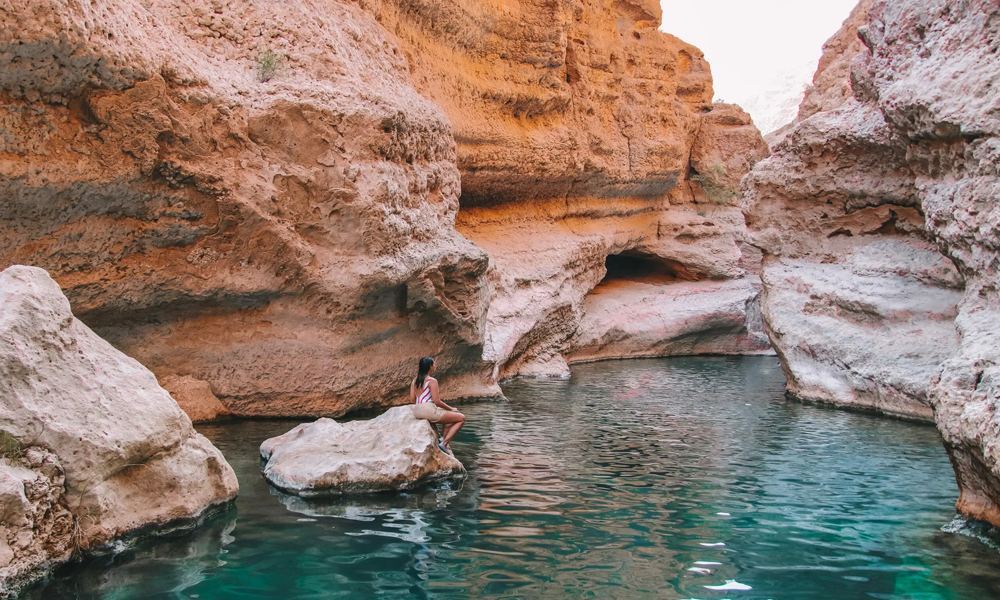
[23,357,1000,599]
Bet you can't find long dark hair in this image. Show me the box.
[415,356,434,388]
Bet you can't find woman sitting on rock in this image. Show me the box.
[410,356,465,455]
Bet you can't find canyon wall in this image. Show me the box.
[1,0,769,417]
[745,0,1000,526]
[371,0,772,378]
[0,0,495,416]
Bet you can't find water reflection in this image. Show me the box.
[22,509,236,600]
[21,357,1000,599]
[271,483,465,543]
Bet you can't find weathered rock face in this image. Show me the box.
[0,0,495,417]
[260,406,465,497]
[0,449,73,597]
[0,265,238,594]
[370,4,772,375]
[1,0,769,416]
[370,0,714,206]
[567,278,771,365]
[745,0,1000,525]
[158,375,230,423]
[455,103,771,379]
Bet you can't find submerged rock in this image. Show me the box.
[0,265,239,596]
[260,407,465,497]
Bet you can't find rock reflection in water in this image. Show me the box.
[270,483,465,544]
[20,509,236,599]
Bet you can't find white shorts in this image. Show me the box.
[412,403,445,423]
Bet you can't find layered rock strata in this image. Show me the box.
[1,0,769,416]
[0,0,496,415]
[0,265,238,595]
[567,277,770,365]
[372,2,773,376]
[260,406,465,497]
[745,0,1000,525]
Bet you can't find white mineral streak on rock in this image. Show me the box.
[0,265,238,595]
[260,407,466,497]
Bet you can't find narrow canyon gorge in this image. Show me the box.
[3,0,1000,593]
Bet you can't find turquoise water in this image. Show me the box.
[22,357,1000,599]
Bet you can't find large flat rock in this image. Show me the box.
[260,407,465,497]
[567,277,772,364]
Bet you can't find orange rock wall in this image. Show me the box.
[370,0,713,206]
[1,0,770,415]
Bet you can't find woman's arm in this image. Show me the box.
[408,379,416,403]
[429,379,457,411]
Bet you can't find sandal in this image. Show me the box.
[438,439,449,454]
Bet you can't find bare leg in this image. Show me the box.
[437,412,466,448]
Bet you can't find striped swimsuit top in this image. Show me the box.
[415,377,436,404]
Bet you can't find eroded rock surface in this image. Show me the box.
[746,0,1000,525]
[371,0,716,206]
[0,0,495,416]
[1,0,770,416]
[158,375,230,423]
[260,407,465,497]
[767,0,876,146]
[567,278,770,365]
[457,103,771,379]
[0,265,238,594]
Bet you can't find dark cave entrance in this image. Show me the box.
[601,252,702,285]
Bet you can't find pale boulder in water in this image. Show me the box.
[0,265,239,595]
[259,407,466,497]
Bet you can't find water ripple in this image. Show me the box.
[21,357,1000,599]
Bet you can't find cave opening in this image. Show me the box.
[601,252,702,286]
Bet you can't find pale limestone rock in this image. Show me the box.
[746,0,1000,525]
[0,265,238,594]
[0,453,74,596]
[759,243,961,420]
[159,375,229,423]
[566,278,772,365]
[260,407,465,497]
